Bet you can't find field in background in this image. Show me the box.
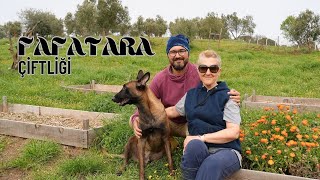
[0,37,319,179]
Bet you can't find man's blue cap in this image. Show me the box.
[166,34,190,54]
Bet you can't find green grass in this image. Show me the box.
[0,37,320,179]
[7,140,61,169]
[0,137,5,153]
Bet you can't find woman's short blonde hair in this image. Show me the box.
[197,50,221,67]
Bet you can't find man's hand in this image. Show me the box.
[133,117,142,138]
[228,89,241,105]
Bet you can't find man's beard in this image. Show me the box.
[171,58,188,71]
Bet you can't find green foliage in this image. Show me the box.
[97,0,130,35]
[19,8,63,36]
[222,12,256,39]
[169,18,198,41]
[197,12,229,39]
[58,152,105,177]
[2,21,22,37]
[8,140,61,169]
[130,15,167,37]
[0,137,6,153]
[74,1,98,35]
[241,107,320,178]
[130,16,145,36]
[281,9,320,46]
[64,12,76,35]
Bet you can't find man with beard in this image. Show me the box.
[129,34,240,139]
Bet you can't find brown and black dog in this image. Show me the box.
[112,70,174,180]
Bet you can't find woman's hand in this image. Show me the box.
[183,135,201,152]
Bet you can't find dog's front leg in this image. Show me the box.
[164,136,174,175]
[138,137,146,180]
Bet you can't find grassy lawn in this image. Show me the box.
[0,37,319,179]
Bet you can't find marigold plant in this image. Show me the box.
[241,105,320,178]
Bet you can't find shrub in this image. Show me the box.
[241,105,320,178]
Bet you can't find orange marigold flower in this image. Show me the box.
[254,132,259,136]
[301,142,306,146]
[317,114,320,118]
[269,156,273,160]
[310,142,316,147]
[305,142,312,148]
[246,150,252,155]
[296,134,303,140]
[277,150,282,154]
[290,152,295,158]
[268,159,274,165]
[264,107,271,111]
[285,115,292,121]
[262,130,267,134]
[313,135,318,140]
[302,119,308,126]
[275,127,280,132]
[279,136,285,141]
[305,135,310,139]
[281,130,288,137]
[239,137,244,142]
[292,108,298,114]
[312,127,318,132]
[277,104,284,111]
[260,138,268,144]
[290,126,297,132]
[271,120,277,125]
[261,154,267,159]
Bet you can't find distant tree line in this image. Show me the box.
[0,0,319,48]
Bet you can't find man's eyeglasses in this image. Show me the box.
[198,65,220,73]
[168,49,187,57]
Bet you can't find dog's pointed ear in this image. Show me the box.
[137,70,144,80]
[137,72,150,89]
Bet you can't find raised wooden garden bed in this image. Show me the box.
[62,80,122,94]
[0,96,117,148]
[242,91,320,113]
[227,169,316,180]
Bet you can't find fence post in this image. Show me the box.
[83,119,89,130]
[90,80,95,89]
[2,96,8,113]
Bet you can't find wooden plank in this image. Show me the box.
[39,106,116,120]
[9,104,40,114]
[227,169,316,180]
[243,101,319,113]
[88,128,98,147]
[6,104,116,121]
[62,84,122,94]
[0,118,89,148]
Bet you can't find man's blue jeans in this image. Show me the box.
[181,139,241,180]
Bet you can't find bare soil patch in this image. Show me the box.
[0,112,103,129]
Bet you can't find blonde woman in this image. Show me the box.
[166,50,241,180]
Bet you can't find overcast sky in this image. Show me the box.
[1,0,319,45]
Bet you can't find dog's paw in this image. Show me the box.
[169,169,176,176]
